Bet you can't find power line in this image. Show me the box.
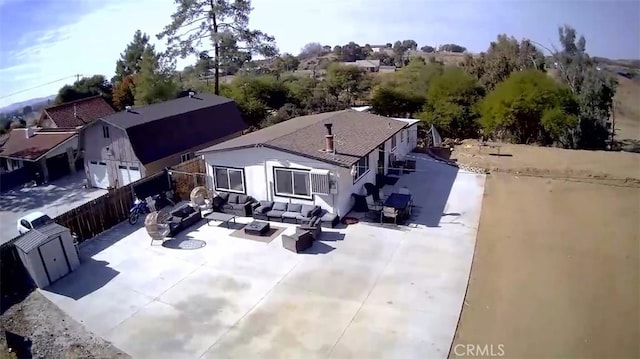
[0,75,80,100]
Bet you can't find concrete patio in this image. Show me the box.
[40,154,485,358]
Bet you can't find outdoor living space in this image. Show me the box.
[38,154,485,358]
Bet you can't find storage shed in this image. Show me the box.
[13,223,80,288]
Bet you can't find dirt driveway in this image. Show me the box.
[450,142,640,358]
[0,173,106,245]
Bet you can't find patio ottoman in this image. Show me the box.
[244,221,270,236]
[320,212,340,228]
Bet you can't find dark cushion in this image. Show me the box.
[218,192,229,201]
[259,201,274,209]
[212,196,226,208]
[282,211,300,219]
[227,193,239,204]
[266,210,285,218]
[272,202,287,211]
[255,205,270,214]
[222,204,234,210]
[300,204,316,218]
[237,194,248,204]
[287,203,302,213]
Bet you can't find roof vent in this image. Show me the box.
[125,105,132,112]
[188,91,195,98]
[73,104,78,118]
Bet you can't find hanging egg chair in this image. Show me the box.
[145,210,171,244]
[190,186,213,212]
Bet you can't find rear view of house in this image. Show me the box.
[83,92,247,189]
[197,109,419,217]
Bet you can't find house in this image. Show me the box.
[340,59,381,72]
[0,128,80,190]
[82,92,247,189]
[197,109,420,217]
[38,96,115,129]
[370,45,388,53]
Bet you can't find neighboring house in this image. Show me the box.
[197,109,419,217]
[82,92,247,189]
[38,96,115,129]
[341,59,381,72]
[0,128,79,191]
[370,45,388,53]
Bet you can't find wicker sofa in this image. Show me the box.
[212,192,256,217]
[252,201,321,224]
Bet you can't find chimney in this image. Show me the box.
[324,123,334,153]
[25,127,35,139]
[125,105,132,112]
[188,91,195,98]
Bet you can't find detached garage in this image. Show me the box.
[13,223,80,288]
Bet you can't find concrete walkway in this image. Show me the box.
[41,155,485,358]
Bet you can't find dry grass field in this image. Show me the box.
[449,142,640,358]
[613,74,640,142]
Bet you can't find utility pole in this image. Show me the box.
[74,73,82,82]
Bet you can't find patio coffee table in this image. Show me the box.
[204,212,237,228]
[244,221,270,236]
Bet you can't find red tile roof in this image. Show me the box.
[42,96,115,128]
[0,129,77,160]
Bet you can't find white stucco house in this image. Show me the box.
[197,109,419,217]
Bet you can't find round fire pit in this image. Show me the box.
[342,217,359,225]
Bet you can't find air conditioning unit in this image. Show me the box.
[310,169,331,195]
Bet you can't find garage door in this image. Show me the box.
[38,238,71,284]
[119,165,141,186]
[88,161,109,189]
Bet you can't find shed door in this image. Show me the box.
[38,238,70,284]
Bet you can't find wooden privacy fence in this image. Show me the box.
[170,157,209,201]
[55,158,208,242]
[54,172,165,242]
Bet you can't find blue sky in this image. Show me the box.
[1,0,639,108]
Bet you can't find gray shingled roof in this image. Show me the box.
[14,223,69,253]
[197,110,408,167]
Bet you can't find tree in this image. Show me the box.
[114,30,152,83]
[22,105,32,116]
[272,53,300,75]
[380,58,444,95]
[325,63,369,105]
[56,75,113,105]
[158,0,277,95]
[555,26,617,149]
[402,40,418,51]
[439,44,466,53]
[133,47,179,105]
[370,86,424,118]
[112,75,135,110]
[332,45,343,57]
[479,70,579,145]
[420,45,435,53]
[462,35,545,91]
[340,42,366,62]
[420,67,484,139]
[299,42,325,59]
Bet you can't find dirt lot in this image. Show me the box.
[450,141,640,358]
[0,291,129,359]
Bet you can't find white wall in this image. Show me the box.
[203,147,382,217]
[46,136,78,158]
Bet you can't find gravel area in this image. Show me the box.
[0,291,129,359]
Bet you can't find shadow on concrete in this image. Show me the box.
[303,241,335,255]
[78,221,143,259]
[319,232,345,241]
[0,172,103,214]
[43,259,119,300]
[4,331,32,358]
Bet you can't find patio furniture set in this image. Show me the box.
[362,182,414,225]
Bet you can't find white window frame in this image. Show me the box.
[391,134,397,150]
[353,155,370,183]
[274,168,312,199]
[213,166,245,193]
[180,152,192,162]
